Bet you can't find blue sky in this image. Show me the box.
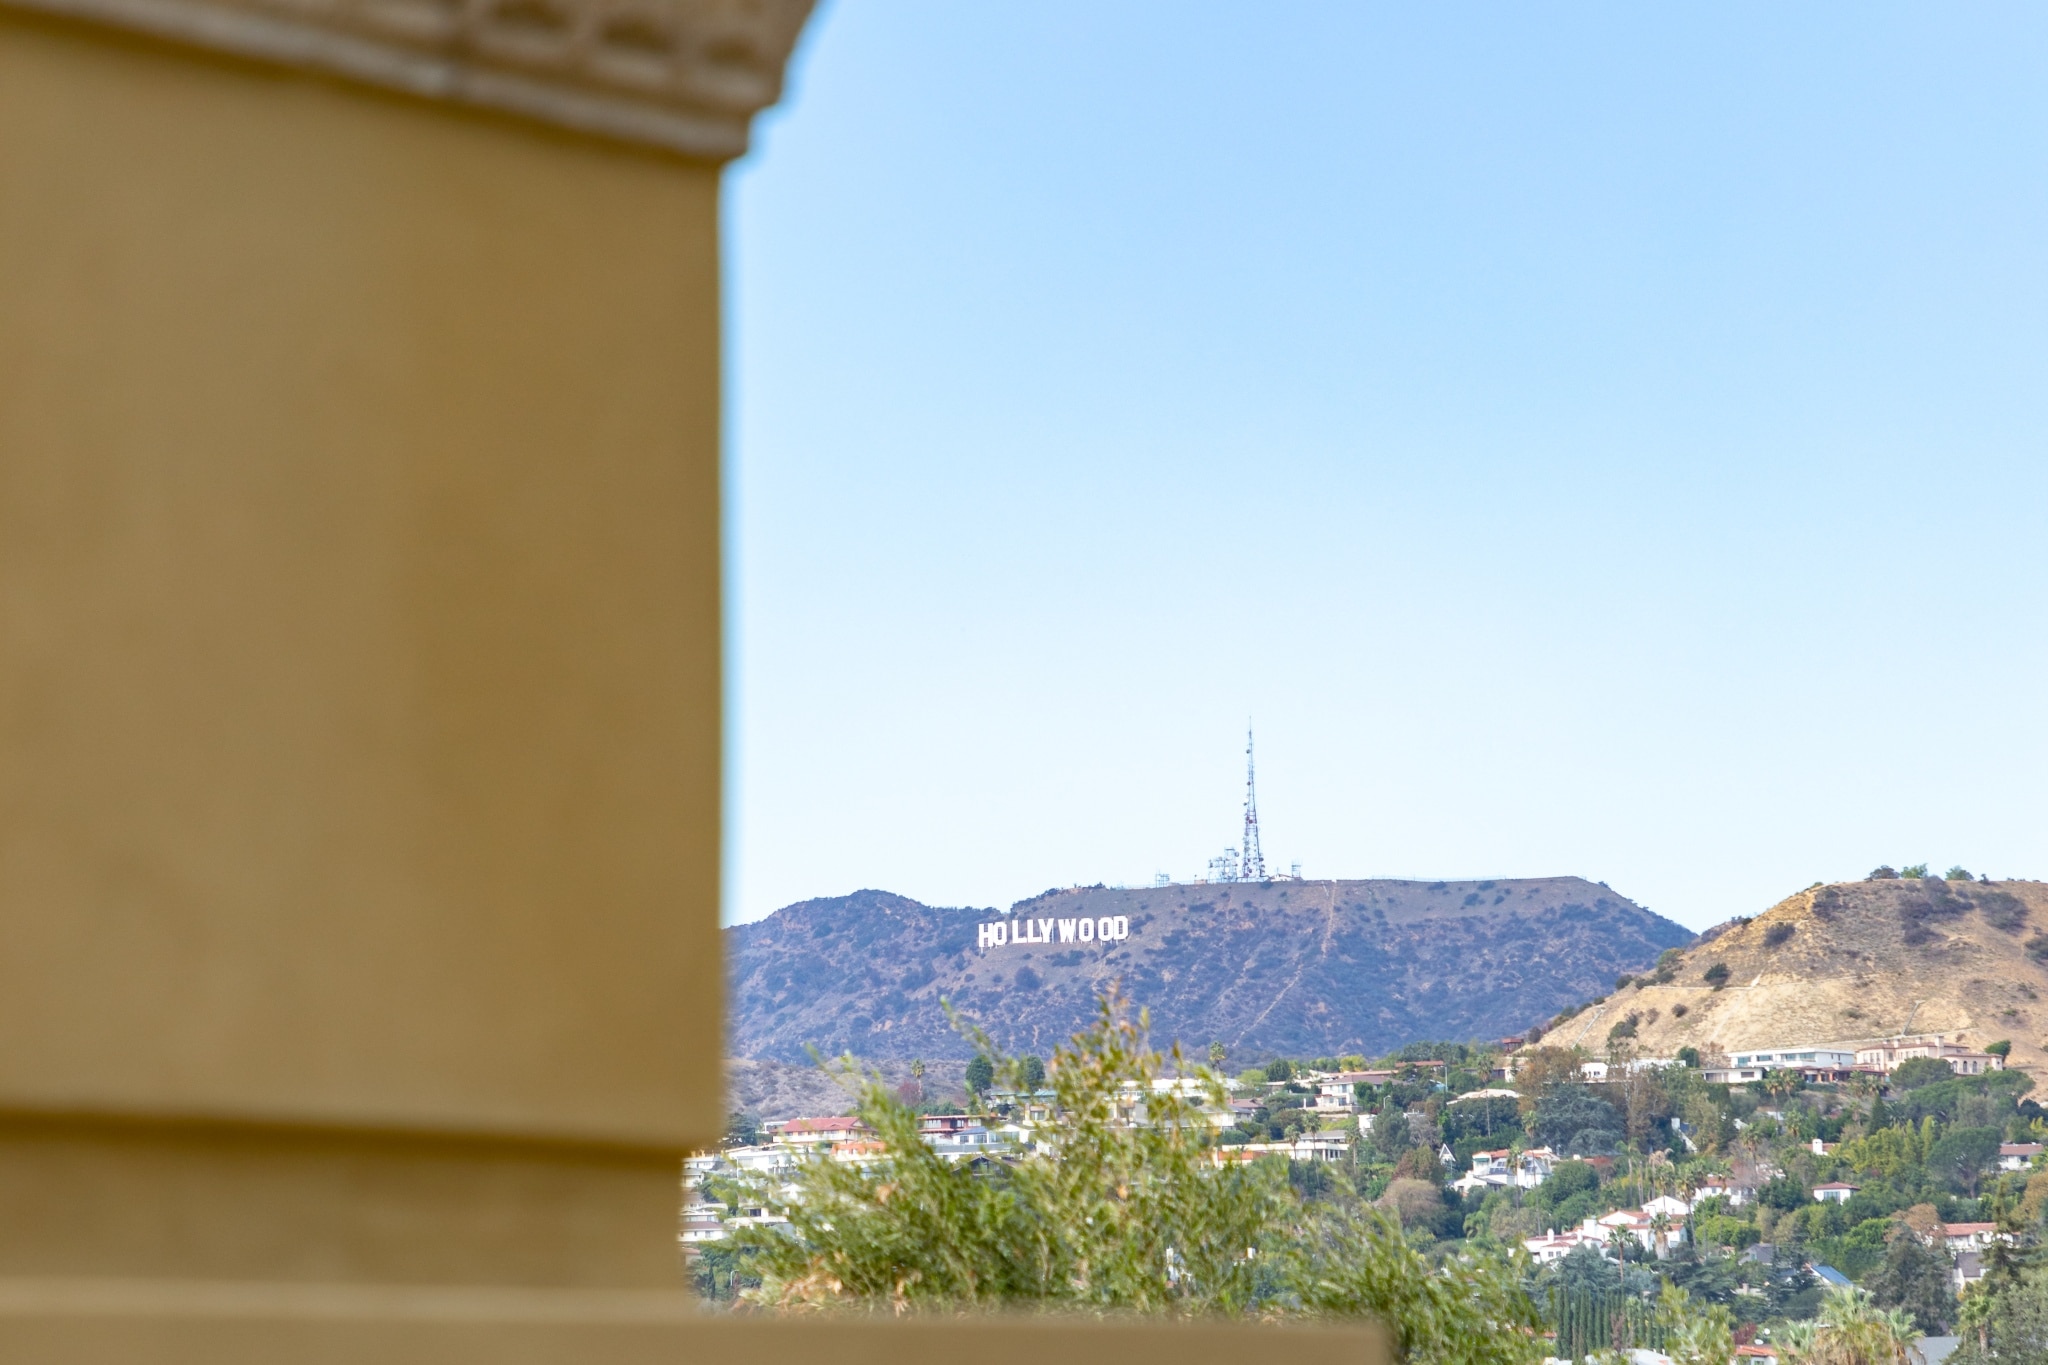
[724,3,2047,931]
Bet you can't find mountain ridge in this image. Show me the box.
[726,877,1693,1063]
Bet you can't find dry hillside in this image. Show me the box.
[1541,877,2048,1076]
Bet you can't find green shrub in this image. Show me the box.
[727,993,1552,1365]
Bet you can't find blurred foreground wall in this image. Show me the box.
[0,3,1387,1362]
[0,0,801,1354]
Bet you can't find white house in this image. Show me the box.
[1522,1230,1589,1264]
[1944,1223,1998,1254]
[925,1123,1002,1159]
[1727,1046,1857,1082]
[1642,1195,1691,1220]
[1514,1147,1559,1189]
[1999,1143,2043,1172]
[1813,1182,1860,1204]
[1214,1130,1356,1165]
[1522,1208,1686,1264]
[776,1116,871,1152]
[1316,1073,1376,1112]
[1690,1174,1752,1209]
[1588,1208,1688,1257]
[1467,1149,1515,1184]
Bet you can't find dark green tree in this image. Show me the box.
[1891,1057,1957,1091]
[1866,1228,1956,1334]
[1530,1092,1624,1155]
[1265,1058,1294,1082]
[1020,1054,1047,1090]
[964,1053,994,1097]
[1927,1126,2003,1197]
[1952,1273,2048,1365]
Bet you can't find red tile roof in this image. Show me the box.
[783,1116,865,1134]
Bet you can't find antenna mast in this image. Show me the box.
[1240,724,1266,881]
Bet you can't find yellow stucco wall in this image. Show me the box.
[0,6,721,1297]
[0,12,1388,1364]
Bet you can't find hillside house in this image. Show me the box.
[1213,1130,1355,1165]
[1522,1208,1686,1263]
[1514,1147,1559,1189]
[1521,1231,1587,1264]
[679,1203,726,1245]
[1316,1075,1370,1112]
[925,1124,1001,1160]
[1813,1182,1860,1204]
[1999,1142,2043,1172]
[1642,1195,1691,1220]
[1955,1250,1986,1292]
[1855,1036,2003,1075]
[776,1116,872,1152]
[1690,1174,1752,1209]
[1944,1223,1999,1253]
[1727,1046,1857,1083]
[1470,1149,1514,1183]
[1589,1208,1688,1257]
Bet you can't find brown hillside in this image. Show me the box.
[1541,878,2048,1076]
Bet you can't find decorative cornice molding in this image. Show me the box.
[4,0,815,159]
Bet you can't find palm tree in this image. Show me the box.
[1778,1286,1919,1365]
[1606,1224,1635,1286]
[1763,1068,1801,1107]
[1649,1210,1674,1261]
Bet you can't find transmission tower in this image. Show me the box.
[1240,724,1266,881]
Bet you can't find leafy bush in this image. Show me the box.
[1764,922,1796,948]
[1703,962,1732,988]
[1902,864,1929,880]
[1530,1159,1600,1211]
[1694,1213,1760,1250]
[1868,866,1900,880]
[726,994,1551,1365]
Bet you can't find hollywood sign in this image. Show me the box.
[978,915,1130,950]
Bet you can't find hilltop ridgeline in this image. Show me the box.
[1539,876,2048,1073]
[726,877,1692,1063]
